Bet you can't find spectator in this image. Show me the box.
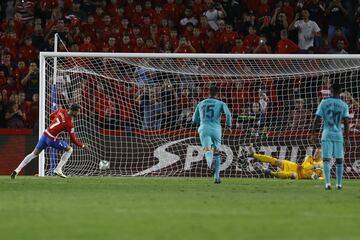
[258,88,269,127]
[203,2,226,31]
[101,37,117,52]
[203,29,219,53]
[143,1,155,19]
[331,28,349,50]
[318,77,331,102]
[133,37,145,53]
[16,0,35,22]
[253,36,272,53]
[18,37,37,62]
[13,60,27,82]
[20,62,38,101]
[340,91,360,131]
[237,102,266,137]
[177,89,194,128]
[120,34,132,52]
[153,5,165,26]
[1,75,19,97]
[5,102,26,128]
[180,8,198,27]
[219,23,238,52]
[32,23,45,48]
[281,0,294,23]
[256,0,270,17]
[231,38,249,53]
[328,40,348,54]
[192,0,207,17]
[174,37,196,53]
[325,0,347,42]
[144,39,157,53]
[276,30,299,54]
[232,81,250,124]
[289,9,321,52]
[163,0,180,24]
[288,98,311,130]
[271,8,289,44]
[189,27,203,52]
[79,36,97,52]
[45,19,73,45]
[82,15,97,40]
[161,80,178,129]
[243,26,260,52]
[136,87,162,130]
[306,0,326,29]
[315,37,331,54]
[66,0,86,21]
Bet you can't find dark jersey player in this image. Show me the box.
[11,104,89,179]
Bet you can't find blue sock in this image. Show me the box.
[205,151,213,168]
[323,159,331,186]
[214,154,221,180]
[336,159,343,187]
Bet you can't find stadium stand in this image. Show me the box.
[0,0,359,129]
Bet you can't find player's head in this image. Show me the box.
[330,82,343,96]
[69,103,81,117]
[314,148,322,161]
[209,83,219,97]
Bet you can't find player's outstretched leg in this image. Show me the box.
[54,147,73,178]
[335,158,343,190]
[323,158,332,190]
[11,150,40,179]
[247,144,279,165]
[213,153,221,184]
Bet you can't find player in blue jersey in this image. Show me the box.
[311,82,350,190]
[192,83,232,184]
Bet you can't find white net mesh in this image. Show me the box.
[41,53,360,178]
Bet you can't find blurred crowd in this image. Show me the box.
[1,0,360,129]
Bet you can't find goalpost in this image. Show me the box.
[39,52,360,178]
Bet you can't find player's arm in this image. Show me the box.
[223,103,232,129]
[311,101,324,145]
[192,103,200,125]
[343,104,350,146]
[67,124,86,148]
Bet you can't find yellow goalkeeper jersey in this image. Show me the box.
[298,156,323,179]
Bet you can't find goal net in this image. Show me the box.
[39,53,360,178]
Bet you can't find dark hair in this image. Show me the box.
[331,82,342,94]
[70,103,81,112]
[209,83,218,97]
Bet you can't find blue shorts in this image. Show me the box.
[321,140,344,159]
[35,134,69,151]
[199,128,221,151]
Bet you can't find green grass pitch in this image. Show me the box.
[1,177,360,240]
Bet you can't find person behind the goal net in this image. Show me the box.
[192,83,232,184]
[247,146,323,180]
[311,82,350,190]
[11,104,89,179]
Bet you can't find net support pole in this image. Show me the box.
[49,33,59,176]
[38,53,46,177]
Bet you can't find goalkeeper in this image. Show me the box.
[247,146,323,180]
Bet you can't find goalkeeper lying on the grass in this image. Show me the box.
[248,145,323,180]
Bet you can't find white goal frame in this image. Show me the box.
[38,52,360,177]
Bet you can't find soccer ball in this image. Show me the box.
[99,160,110,170]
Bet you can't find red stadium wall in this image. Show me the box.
[0,129,38,176]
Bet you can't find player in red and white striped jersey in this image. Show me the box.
[11,104,89,179]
